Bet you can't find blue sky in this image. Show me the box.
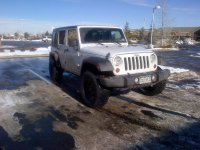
[0,0,200,34]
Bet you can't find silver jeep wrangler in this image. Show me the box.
[49,25,170,108]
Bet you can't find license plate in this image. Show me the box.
[139,76,151,84]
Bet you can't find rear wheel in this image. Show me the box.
[139,80,167,96]
[49,57,63,85]
[80,71,110,108]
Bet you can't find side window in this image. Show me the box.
[59,30,66,45]
[68,29,78,47]
[52,32,58,47]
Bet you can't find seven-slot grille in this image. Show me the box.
[124,55,150,71]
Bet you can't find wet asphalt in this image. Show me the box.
[0,42,200,150]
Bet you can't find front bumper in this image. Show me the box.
[99,69,170,88]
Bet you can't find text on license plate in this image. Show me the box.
[139,76,151,84]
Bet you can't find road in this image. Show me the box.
[0,56,199,150]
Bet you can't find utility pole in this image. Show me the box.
[161,6,164,46]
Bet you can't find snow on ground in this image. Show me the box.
[145,47,179,51]
[0,47,50,57]
[190,53,200,58]
[168,78,200,90]
[182,80,200,89]
[153,47,180,51]
[31,39,43,42]
[159,65,189,74]
[159,65,200,90]
[0,45,16,48]
[2,39,43,42]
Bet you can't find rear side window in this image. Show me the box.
[68,29,78,47]
[59,30,66,45]
[52,32,58,47]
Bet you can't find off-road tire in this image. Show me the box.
[139,80,167,96]
[80,71,110,108]
[49,57,63,85]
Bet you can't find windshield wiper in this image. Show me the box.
[97,42,104,45]
[112,40,122,46]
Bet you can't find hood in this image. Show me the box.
[81,45,152,58]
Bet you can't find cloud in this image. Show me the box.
[121,0,153,7]
[0,17,68,34]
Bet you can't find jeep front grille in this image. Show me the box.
[124,56,150,71]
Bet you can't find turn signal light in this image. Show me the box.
[116,68,120,73]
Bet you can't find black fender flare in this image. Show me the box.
[49,52,61,67]
[50,52,58,61]
[81,57,114,74]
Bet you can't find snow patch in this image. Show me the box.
[190,53,200,58]
[0,46,50,57]
[31,39,43,42]
[159,65,189,74]
[0,91,33,108]
[0,45,16,48]
[182,79,200,90]
[153,48,179,51]
[168,79,200,90]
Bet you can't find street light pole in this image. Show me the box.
[150,5,161,49]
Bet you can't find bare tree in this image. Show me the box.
[24,32,30,39]
[124,22,135,41]
[14,32,20,39]
[139,28,145,43]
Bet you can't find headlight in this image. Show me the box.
[113,56,123,66]
[150,54,157,63]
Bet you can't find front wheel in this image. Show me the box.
[80,71,110,108]
[139,80,167,96]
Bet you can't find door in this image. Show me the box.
[65,28,81,75]
[57,30,67,69]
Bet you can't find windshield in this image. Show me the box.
[79,27,127,44]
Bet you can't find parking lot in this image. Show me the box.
[0,41,200,150]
